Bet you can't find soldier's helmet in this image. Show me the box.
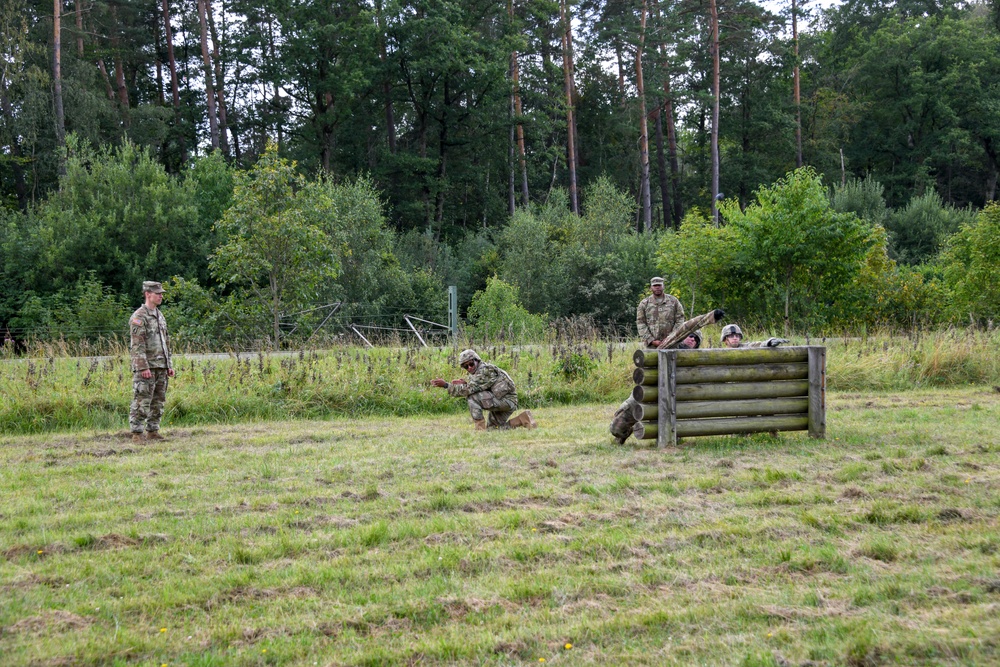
[458,349,481,367]
[720,324,743,341]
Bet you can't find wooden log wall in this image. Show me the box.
[630,346,826,447]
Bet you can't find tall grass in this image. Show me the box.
[1,328,997,434]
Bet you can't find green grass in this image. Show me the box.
[3,327,1000,435]
[2,387,999,665]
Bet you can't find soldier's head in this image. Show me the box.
[142,281,164,307]
[681,330,703,349]
[649,276,664,296]
[458,349,481,373]
[721,323,743,348]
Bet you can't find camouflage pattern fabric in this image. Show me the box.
[610,396,639,442]
[447,362,518,429]
[129,305,171,433]
[130,368,169,433]
[635,294,685,346]
[656,310,723,349]
[130,306,171,371]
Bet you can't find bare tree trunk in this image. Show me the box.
[53,0,66,153]
[197,0,219,150]
[654,107,670,229]
[615,42,626,105]
[792,0,802,167]
[74,0,84,57]
[161,0,186,161]
[509,0,529,206]
[560,0,578,215]
[267,14,282,149]
[154,17,165,106]
[636,0,651,231]
[206,0,230,157]
[108,2,130,127]
[509,95,516,215]
[374,0,396,153]
[709,0,720,225]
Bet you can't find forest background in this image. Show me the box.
[1,0,999,351]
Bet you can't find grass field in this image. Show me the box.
[2,387,999,666]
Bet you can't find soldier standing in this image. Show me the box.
[636,277,686,348]
[129,281,174,443]
[432,349,536,431]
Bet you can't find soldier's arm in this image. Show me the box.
[636,300,653,343]
[130,315,149,371]
[460,365,501,394]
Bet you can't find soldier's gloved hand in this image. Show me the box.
[713,309,725,321]
[766,337,789,347]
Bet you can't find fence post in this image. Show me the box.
[658,349,677,449]
[807,346,826,438]
[448,286,458,339]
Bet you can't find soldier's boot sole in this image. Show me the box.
[509,411,537,429]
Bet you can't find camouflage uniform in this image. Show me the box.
[129,303,172,434]
[446,362,518,429]
[610,309,722,444]
[636,293,685,347]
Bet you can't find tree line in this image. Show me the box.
[1,0,998,347]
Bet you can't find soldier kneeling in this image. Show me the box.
[432,349,536,430]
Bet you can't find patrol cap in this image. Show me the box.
[649,276,665,286]
[142,281,164,294]
[458,349,481,367]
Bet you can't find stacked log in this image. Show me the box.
[631,349,659,440]
[629,346,826,446]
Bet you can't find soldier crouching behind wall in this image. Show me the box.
[432,349,537,430]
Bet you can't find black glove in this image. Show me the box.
[713,308,725,321]
[766,337,789,347]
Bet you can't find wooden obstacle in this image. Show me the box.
[631,346,826,447]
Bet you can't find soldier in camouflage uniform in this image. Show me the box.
[720,324,788,349]
[432,349,537,430]
[636,276,686,347]
[129,281,174,443]
[610,306,725,445]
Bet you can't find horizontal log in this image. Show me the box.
[631,402,657,422]
[633,367,658,386]
[675,363,809,384]
[633,349,657,368]
[676,347,808,366]
[675,380,809,401]
[632,385,658,403]
[633,420,658,440]
[675,414,808,437]
[676,397,809,420]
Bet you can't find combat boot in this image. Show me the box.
[473,419,487,431]
[131,433,145,444]
[508,411,537,429]
[146,431,165,441]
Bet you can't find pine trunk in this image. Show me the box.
[53,0,66,150]
[792,0,802,167]
[636,0,651,231]
[197,0,220,150]
[709,0,720,225]
[206,0,230,157]
[560,0,578,215]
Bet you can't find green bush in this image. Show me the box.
[466,277,547,343]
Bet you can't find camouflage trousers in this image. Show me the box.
[467,390,518,429]
[610,396,640,442]
[130,369,169,433]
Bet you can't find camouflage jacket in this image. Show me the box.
[130,305,171,372]
[636,294,685,345]
[736,338,786,349]
[656,310,722,349]
[447,362,516,401]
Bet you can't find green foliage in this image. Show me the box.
[552,352,597,381]
[940,203,1000,323]
[657,210,736,314]
[9,274,128,343]
[466,277,547,342]
[831,176,889,227]
[210,143,340,349]
[885,190,975,265]
[720,168,876,330]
